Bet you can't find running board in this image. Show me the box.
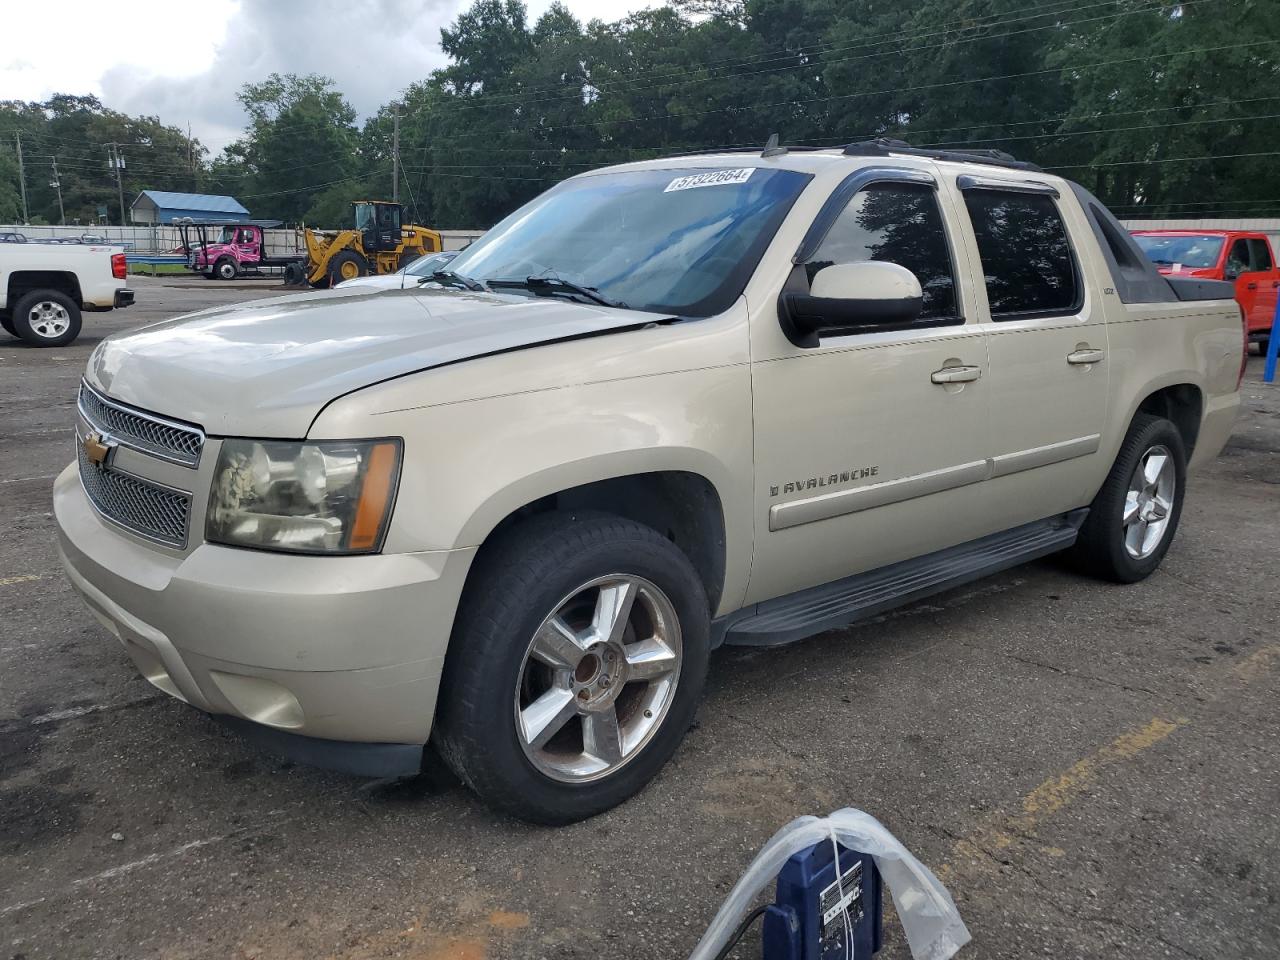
[719,510,1087,648]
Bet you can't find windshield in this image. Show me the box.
[447,166,812,316]
[1133,234,1224,269]
[404,251,457,278]
[216,226,236,244]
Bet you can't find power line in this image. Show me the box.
[429,0,1200,117]
[404,37,1280,148]
[1046,150,1280,170]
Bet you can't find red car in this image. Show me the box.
[1132,229,1279,353]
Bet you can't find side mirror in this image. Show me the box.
[1224,266,1241,281]
[779,261,924,347]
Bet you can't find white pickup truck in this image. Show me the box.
[0,241,134,346]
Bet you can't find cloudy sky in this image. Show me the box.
[3,0,651,154]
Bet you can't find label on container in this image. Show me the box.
[664,168,754,192]
[819,858,864,939]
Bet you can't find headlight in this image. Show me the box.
[207,438,401,554]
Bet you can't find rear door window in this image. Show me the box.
[1247,238,1273,272]
[963,190,1080,318]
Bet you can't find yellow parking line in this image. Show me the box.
[0,574,42,587]
[943,644,1275,877]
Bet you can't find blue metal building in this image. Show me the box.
[130,191,250,225]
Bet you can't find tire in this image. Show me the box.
[1069,413,1187,583]
[1257,335,1269,357]
[327,251,366,286]
[12,289,82,347]
[1,313,15,337]
[434,511,710,824]
[214,256,238,281]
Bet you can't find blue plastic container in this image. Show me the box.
[761,842,883,959]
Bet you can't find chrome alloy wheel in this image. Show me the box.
[1123,444,1176,559]
[514,574,683,783]
[26,300,71,339]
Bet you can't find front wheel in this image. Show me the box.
[214,257,238,281]
[434,512,710,824]
[327,251,367,286]
[1070,413,1186,583]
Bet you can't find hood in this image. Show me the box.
[335,273,411,291]
[87,286,668,438]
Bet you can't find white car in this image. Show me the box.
[334,249,459,291]
[1,242,134,346]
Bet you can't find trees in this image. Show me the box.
[0,95,200,225]
[2,0,1277,228]
[210,74,361,224]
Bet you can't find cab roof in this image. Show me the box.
[583,137,1063,187]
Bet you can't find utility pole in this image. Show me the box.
[50,159,65,225]
[14,132,29,223]
[107,143,127,225]
[391,104,400,205]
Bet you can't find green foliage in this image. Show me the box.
[0,146,21,222]
[209,73,361,223]
[0,94,201,225]
[3,1,1278,226]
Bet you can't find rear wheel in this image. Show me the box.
[1070,413,1186,583]
[12,289,82,347]
[327,251,367,286]
[434,512,710,824]
[1257,335,1270,356]
[214,256,238,281]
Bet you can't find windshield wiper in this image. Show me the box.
[489,276,629,310]
[430,270,487,291]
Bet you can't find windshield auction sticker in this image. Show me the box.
[664,168,755,192]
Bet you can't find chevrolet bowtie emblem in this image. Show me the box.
[82,431,114,468]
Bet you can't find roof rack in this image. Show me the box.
[662,135,1042,170]
[841,138,1042,171]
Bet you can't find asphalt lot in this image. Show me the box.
[1,277,1277,960]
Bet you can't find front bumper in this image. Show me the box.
[53,463,476,772]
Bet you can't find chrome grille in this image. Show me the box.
[78,382,204,467]
[77,443,191,548]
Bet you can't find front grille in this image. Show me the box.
[78,382,204,467]
[77,443,192,548]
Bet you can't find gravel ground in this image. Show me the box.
[1,278,1277,960]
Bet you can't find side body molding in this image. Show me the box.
[768,436,1101,532]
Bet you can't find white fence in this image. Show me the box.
[0,224,485,255]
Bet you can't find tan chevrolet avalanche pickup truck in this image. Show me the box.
[54,140,1243,823]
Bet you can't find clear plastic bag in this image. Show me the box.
[688,808,970,960]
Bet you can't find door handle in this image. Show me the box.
[930,364,982,384]
[1067,348,1105,365]
[1247,282,1258,290]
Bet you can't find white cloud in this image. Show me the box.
[4,0,654,154]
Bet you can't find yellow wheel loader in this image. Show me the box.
[290,201,444,287]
